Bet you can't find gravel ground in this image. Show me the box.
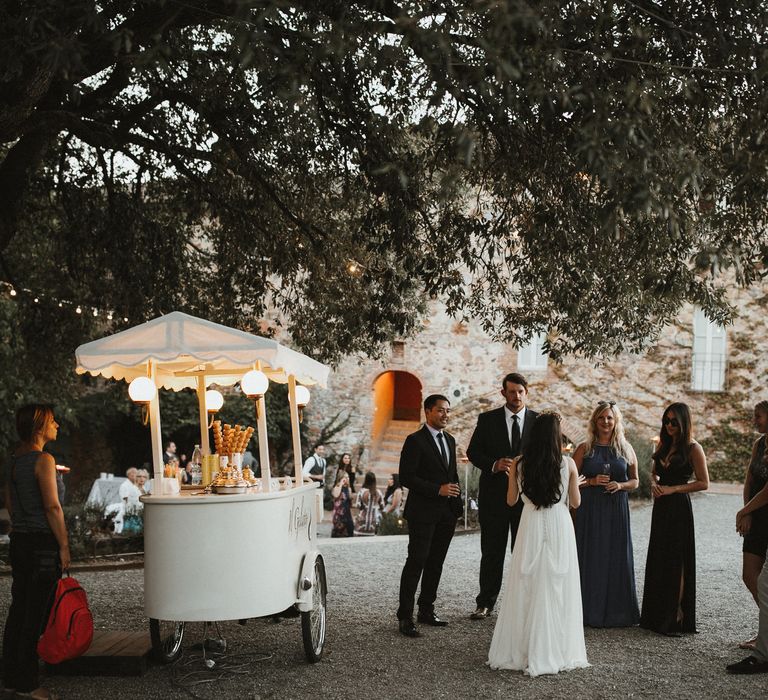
[1,492,765,699]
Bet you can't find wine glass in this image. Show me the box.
[602,463,612,493]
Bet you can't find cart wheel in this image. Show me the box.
[149,618,186,663]
[301,555,327,663]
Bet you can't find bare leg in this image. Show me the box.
[755,557,768,662]
[677,569,685,625]
[744,553,765,606]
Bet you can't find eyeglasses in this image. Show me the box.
[597,400,616,407]
[662,417,680,427]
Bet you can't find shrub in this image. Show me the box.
[701,423,752,483]
[378,511,408,535]
[626,430,653,500]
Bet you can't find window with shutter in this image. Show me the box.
[518,332,548,371]
[691,308,727,391]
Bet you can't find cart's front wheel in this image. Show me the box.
[301,555,327,662]
[149,618,186,663]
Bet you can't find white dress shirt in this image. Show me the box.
[302,454,327,477]
[492,406,527,473]
[504,405,527,445]
[426,424,450,462]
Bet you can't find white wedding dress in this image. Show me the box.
[488,458,589,677]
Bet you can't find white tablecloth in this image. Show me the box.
[85,477,128,508]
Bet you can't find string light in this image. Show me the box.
[0,281,127,323]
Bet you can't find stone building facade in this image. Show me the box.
[305,281,768,479]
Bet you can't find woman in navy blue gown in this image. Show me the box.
[573,400,640,627]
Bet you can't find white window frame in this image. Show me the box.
[518,331,548,371]
[691,308,727,391]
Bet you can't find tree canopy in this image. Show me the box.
[2,0,768,374]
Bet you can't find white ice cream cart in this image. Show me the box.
[75,312,330,662]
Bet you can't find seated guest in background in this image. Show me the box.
[118,467,140,505]
[136,469,150,495]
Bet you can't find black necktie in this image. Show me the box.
[510,414,521,456]
[436,432,449,467]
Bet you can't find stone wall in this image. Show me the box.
[303,282,768,474]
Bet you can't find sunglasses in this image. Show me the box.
[662,417,680,427]
[597,400,616,407]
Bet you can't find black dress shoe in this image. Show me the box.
[726,655,768,674]
[398,619,420,637]
[417,611,448,626]
[470,607,491,620]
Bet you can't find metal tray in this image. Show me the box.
[211,484,247,495]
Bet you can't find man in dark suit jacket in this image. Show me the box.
[396,394,462,637]
[466,372,538,619]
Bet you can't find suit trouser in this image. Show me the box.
[756,555,768,662]
[476,500,524,610]
[397,512,456,620]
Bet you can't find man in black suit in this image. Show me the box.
[467,372,538,620]
[396,394,462,637]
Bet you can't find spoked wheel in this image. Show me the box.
[301,555,327,663]
[149,618,186,663]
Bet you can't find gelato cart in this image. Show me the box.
[75,312,330,662]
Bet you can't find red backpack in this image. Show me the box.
[37,575,94,664]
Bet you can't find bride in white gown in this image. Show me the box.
[488,412,590,677]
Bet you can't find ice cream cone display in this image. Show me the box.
[207,420,256,493]
[212,420,223,453]
[211,462,249,493]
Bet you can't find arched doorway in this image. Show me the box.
[371,370,422,447]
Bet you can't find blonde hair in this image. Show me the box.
[583,401,632,461]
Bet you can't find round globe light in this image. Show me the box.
[128,376,156,404]
[294,385,311,407]
[205,389,224,411]
[241,370,269,397]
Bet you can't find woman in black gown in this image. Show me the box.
[640,402,709,636]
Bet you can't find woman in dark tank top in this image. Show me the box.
[735,401,768,650]
[2,403,69,699]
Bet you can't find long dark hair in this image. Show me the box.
[654,402,692,465]
[362,471,377,494]
[520,413,563,508]
[384,474,400,502]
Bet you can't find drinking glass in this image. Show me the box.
[602,463,612,493]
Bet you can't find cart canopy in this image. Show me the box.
[75,311,330,390]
